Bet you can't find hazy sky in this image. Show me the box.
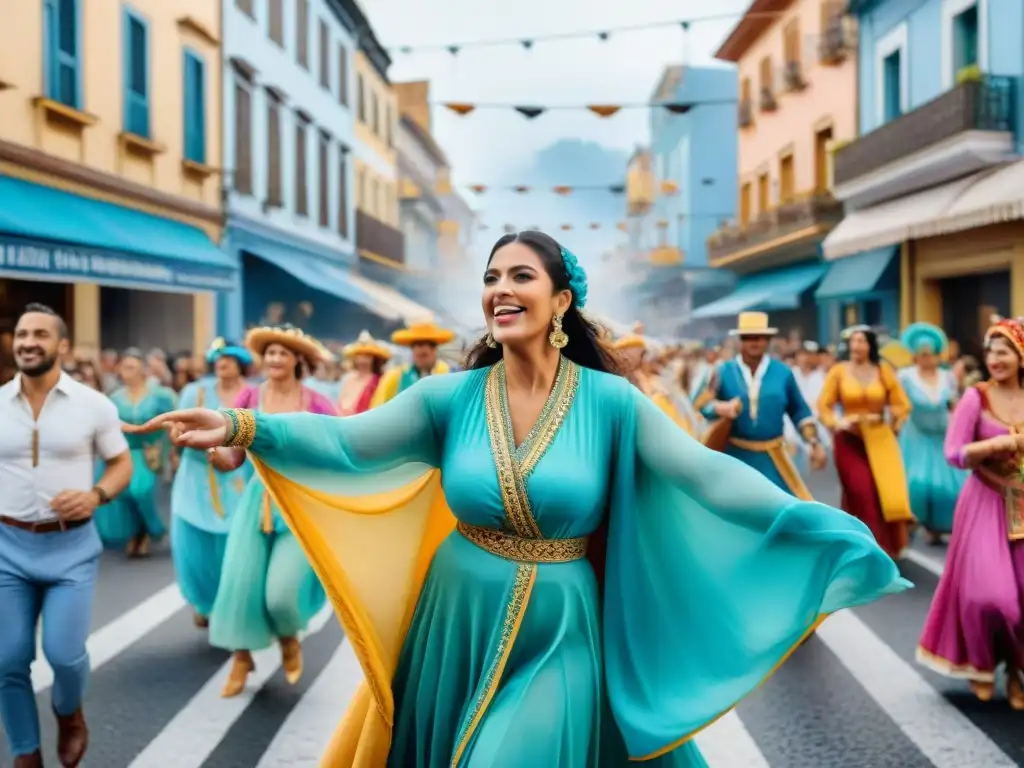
[359,0,751,324]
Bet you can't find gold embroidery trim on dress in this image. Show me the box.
[484,366,540,537]
[451,564,535,767]
[457,521,588,563]
[223,408,257,448]
[197,388,226,518]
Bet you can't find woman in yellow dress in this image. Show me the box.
[614,333,696,435]
[818,325,914,559]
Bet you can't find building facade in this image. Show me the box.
[0,0,230,360]
[826,0,1024,356]
[698,0,865,345]
[218,0,430,343]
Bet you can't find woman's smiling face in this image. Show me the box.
[482,241,569,348]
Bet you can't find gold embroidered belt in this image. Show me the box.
[729,436,784,452]
[976,466,1024,541]
[456,521,589,563]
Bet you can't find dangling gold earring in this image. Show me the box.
[549,313,568,349]
[485,331,497,348]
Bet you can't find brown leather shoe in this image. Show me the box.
[280,637,303,685]
[54,707,88,767]
[13,750,43,768]
[221,651,255,698]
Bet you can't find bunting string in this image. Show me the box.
[435,99,735,118]
[386,10,795,54]
[476,211,733,234]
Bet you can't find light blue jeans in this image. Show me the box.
[0,521,100,756]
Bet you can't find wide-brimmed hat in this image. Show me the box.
[985,317,1024,359]
[613,334,646,351]
[245,325,325,366]
[206,337,254,366]
[344,330,391,360]
[391,320,455,347]
[728,311,778,337]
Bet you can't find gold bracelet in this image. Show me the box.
[222,408,257,449]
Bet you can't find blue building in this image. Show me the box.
[626,65,737,335]
[218,0,430,343]
[826,0,1024,351]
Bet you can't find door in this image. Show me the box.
[940,270,1011,358]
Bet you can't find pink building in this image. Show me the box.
[694,0,859,343]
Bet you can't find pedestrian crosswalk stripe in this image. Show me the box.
[128,606,335,768]
[32,583,185,693]
[695,711,771,768]
[255,639,363,768]
[902,548,945,578]
[816,611,1017,768]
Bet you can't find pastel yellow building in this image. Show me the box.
[353,32,405,273]
[0,0,230,360]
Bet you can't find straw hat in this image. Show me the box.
[728,311,778,337]
[613,334,646,351]
[391,320,455,346]
[245,325,325,366]
[343,330,391,360]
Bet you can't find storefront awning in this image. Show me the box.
[691,262,827,320]
[926,159,1024,237]
[347,273,436,324]
[248,246,375,308]
[815,246,898,301]
[821,175,979,260]
[0,175,236,292]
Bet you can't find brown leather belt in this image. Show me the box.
[0,516,92,534]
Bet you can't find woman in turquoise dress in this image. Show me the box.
[171,339,254,627]
[134,231,910,767]
[96,348,176,556]
[898,323,968,543]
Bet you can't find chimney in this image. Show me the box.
[394,80,431,133]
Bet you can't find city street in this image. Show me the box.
[2,470,1022,768]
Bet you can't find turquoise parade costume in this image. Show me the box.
[897,323,967,535]
[171,374,254,619]
[94,382,176,548]
[232,358,910,766]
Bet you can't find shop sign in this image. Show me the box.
[0,238,235,291]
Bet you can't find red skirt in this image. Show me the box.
[833,431,908,559]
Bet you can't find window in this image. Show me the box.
[296,0,308,68]
[123,8,150,138]
[384,104,392,147]
[235,0,254,17]
[814,125,833,191]
[740,76,752,103]
[182,51,206,164]
[757,172,769,215]
[317,19,329,89]
[43,0,81,108]
[357,74,365,122]
[318,130,329,227]
[371,90,379,135]
[953,4,979,72]
[267,93,282,206]
[268,0,283,47]
[295,117,309,217]
[759,56,773,95]
[739,182,752,225]
[355,166,365,209]
[883,51,902,121]
[233,80,252,194]
[783,18,800,64]
[337,147,349,237]
[337,44,348,106]
[779,154,795,202]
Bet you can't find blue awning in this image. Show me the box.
[815,247,898,300]
[0,175,235,291]
[247,244,376,309]
[691,262,828,320]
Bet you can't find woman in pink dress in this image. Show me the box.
[917,318,1024,708]
[337,331,389,416]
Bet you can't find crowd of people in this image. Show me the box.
[0,229,1021,768]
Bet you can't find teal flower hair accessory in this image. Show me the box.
[900,322,948,356]
[559,246,588,309]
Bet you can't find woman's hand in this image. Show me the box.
[207,447,239,472]
[987,434,1018,455]
[123,408,229,450]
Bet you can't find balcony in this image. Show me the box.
[356,210,405,265]
[833,76,1017,209]
[738,99,754,129]
[759,87,778,113]
[783,61,806,92]
[707,193,843,270]
[818,12,854,66]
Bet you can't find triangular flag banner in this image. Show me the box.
[587,105,621,118]
[608,185,625,194]
[514,106,545,119]
[504,224,516,234]
[552,185,573,196]
[521,40,533,49]
[447,46,460,55]
[660,180,679,195]
[616,221,628,232]
[598,32,610,41]
[657,219,669,228]
[589,222,601,230]
[560,224,573,231]
[444,103,476,116]
[663,103,693,114]
[513,186,530,193]
[469,184,487,194]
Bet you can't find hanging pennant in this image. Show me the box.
[469,184,487,194]
[514,106,546,119]
[589,222,601,230]
[503,224,516,234]
[597,32,610,41]
[521,40,533,49]
[616,221,628,232]
[560,224,573,231]
[513,185,530,193]
[587,105,621,118]
[447,46,460,56]
[663,103,693,114]
[608,184,625,194]
[657,219,669,228]
[552,185,573,196]
[444,103,476,116]
[660,180,679,195]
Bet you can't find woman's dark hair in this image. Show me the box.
[839,326,880,365]
[983,334,1024,385]
[464,230,622,375]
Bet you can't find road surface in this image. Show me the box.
[2,469,1021,767]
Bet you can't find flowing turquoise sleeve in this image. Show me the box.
[603,382,910,760]
[246,372,464,483]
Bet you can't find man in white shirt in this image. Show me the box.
[0,304,132,768]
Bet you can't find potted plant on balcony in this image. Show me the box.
[955,63,983,85]
[759,86,778,112]
[784,60,806,91]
